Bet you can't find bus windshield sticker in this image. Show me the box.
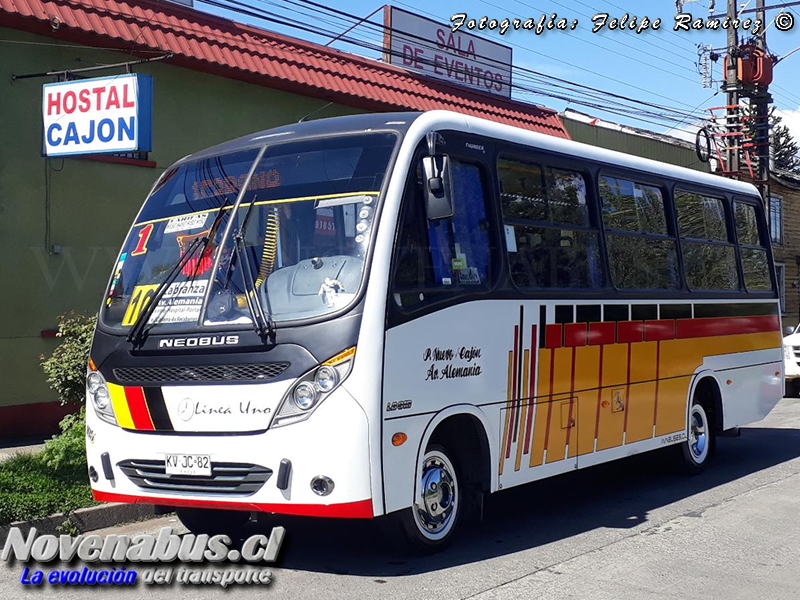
[458,267,482,285]
[164,212,210,234]
[504,225,517,252]
[106,252,127,307]
[122,279,209,326]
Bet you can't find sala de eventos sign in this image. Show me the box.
[41,73,153,157]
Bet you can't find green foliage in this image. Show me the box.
[0,315,98,525]
[0,449,93,526]
[742,105,800,174]
[39,406,88,474]
[40,312,97,406]
[772,114,800,173]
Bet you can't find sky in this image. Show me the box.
[195,0,800,142]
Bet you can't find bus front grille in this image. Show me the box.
[112,362,290,384]
[117,460,272,496]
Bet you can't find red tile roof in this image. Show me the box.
[0,0,569,138]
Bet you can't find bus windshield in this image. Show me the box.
[101,132,397,333]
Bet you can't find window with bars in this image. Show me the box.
[776,263,786,313]
[770,196,783,245]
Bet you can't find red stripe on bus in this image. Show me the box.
[617,321,644,343]
[564,323,587,347]
[675,314,779,339]
[644,320,675,342]
[588,322,615,345]
[523,325,537,455]
[124,386,155,431]
[545,324,563,349]
[92,489,374,518]
[506,326,519,460]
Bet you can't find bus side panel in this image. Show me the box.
[700,346,783,428]
[381,300,519,515]
[625,342,658,443]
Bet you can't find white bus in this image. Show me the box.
[87,110,783,551]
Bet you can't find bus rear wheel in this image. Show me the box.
[175,507,251,539]
[393,444,462,553]
[676,401,715,474]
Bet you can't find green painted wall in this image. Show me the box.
[0,27,363,409]
[564,118,710,173]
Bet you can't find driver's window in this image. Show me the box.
[498,155,602,289]
[392,158,494,309]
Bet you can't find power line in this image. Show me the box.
[278,0,709,114]
[480,0,701,85]
[233,0,714,128]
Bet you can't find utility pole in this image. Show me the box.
[724,0,740,175]
[753,0,772,208]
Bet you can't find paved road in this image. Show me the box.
[4,398,800,599]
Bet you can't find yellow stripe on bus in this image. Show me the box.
[133,191,380,227]
[108,383,135,430]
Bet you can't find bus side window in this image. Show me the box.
[734,201,772,292]
[392,159,493,308]
[675,190,739,291]
[498,156,602,290]
[600,175,679,290]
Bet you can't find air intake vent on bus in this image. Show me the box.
[118,459,272,496]
[112,362,290,384]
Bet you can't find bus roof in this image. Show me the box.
[179,110,761,200]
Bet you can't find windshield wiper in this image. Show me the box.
[126,236,205,346]
[127,201,231,346]
[229,196,274,339]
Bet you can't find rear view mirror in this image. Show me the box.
[422,155,453,220]
[785,326,796,336]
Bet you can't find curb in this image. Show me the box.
[0,502,158,547]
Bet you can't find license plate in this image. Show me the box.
[165,453,211,476]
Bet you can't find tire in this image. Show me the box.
[696,127,712,163]
[785,379,800,398]
[676,401,715,475]
[391,444,463,554]
[175,507,252,539]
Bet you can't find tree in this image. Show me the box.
[771,111,800,173]
[741,104,800,174]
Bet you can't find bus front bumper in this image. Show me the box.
[85,385,374,518]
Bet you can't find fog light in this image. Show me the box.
[310,475,334,496]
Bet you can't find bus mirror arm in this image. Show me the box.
[422,154,454,220]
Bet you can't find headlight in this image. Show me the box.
[87,372,104,395]
[315,366,339,392]
[86,364,117,426]
[272,347,355,428]
[94,386,111,409]
[293,382,318,410]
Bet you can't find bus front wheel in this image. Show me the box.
[393,444,462,553]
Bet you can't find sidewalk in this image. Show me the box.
[0,437,47,462]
